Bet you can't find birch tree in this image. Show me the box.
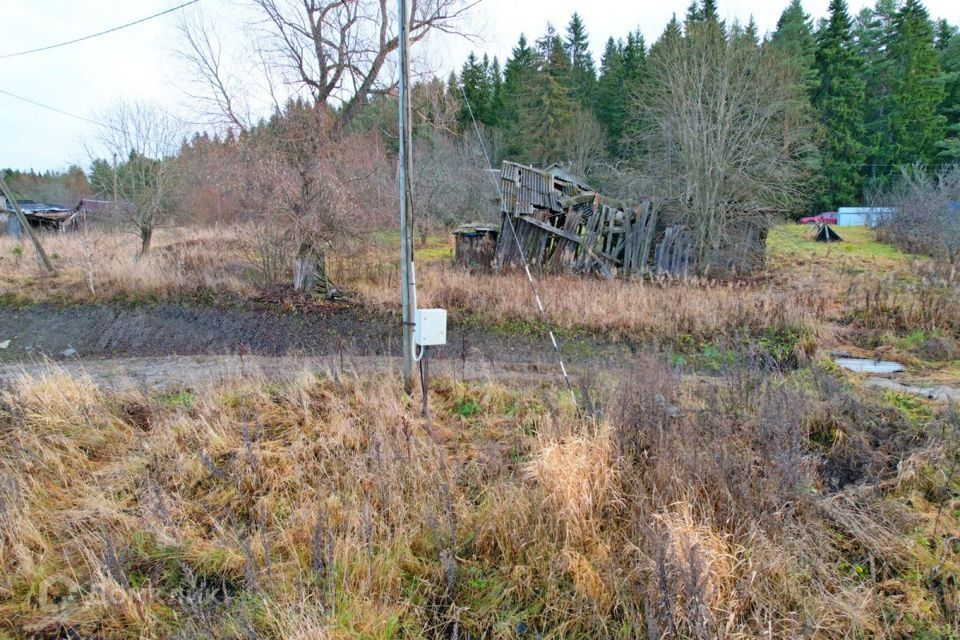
[95,101,182,256]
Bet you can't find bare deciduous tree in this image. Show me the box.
[179,0,478,132]
[414,129,495,237]
[561,109,607,181]
[95,101,183,256]
[634,23,815,270]
[876,164,960,265]
[227,102,392,291]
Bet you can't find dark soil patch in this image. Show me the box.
[0,301,629,370]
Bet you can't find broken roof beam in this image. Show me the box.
[518,215,583,245]
[560,192,630,212]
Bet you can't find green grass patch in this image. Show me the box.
[884,391,934,430]
[455,398,482,419]
[767,224,910,265]
[158,389,196,411]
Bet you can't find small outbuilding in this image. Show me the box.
[453,223,498,271]
[2,197,73,235]
[836,207,894,227]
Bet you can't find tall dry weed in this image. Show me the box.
[0,361,955,637]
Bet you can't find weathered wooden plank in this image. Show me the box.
[518,214,584,245]
[583,247,614,280]
[638,201,658,273]
[604,206,615,255]
[574,194,603,272]
[623,208,634,276]
[559,192,630,211]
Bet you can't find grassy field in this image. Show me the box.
[1,223,959,637]
[3,223,960,372]
[0,357,957,638]
[768,224,911,268]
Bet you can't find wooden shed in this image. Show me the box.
[453,224,498,271]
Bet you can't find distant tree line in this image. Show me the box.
[12,0,957,271]
[1,166,89,207]
[443,0,960,214]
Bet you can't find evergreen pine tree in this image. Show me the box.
[685,0,722,32]
[503,35,539,112]
[935,19,957,50]
[702,0,719,23]
[622,30,647,86]
[887,0,946,167]
[651,14,684,58]
[767,0,821,215]
[938,29,960,160]
[814,0,867,208]
[596,37,625,152]
[458,52,493,128]
[501,34,543,159]
[744,16,760,46]
[488,57,505,127]
[514,24,576,164]
[855,0,897,186]
[565,13,596,110]
[770,0,819,95]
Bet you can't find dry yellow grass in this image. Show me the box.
[0,363,956,638]
[3,224,957,360]
[358,263,829,343]
[0,226,254,304]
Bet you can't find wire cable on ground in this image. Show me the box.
[0,0,200,61]
[459,86,579,411]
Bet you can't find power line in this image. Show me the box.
[0,0,200,61]
[0,88,117,130]
[459,85,579,411]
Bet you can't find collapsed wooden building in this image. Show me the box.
[493,162,691,278]
[492,161,766,278]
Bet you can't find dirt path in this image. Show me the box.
[0,302,631,389]
[0,353,583,391]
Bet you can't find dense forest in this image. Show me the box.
[449,0,959,213]
[5,0,958,227]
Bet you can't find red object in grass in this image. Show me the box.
[799,213,838,224]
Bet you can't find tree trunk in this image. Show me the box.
[139,226,153,256]
[293,243,332,296]
[293,253,318,292]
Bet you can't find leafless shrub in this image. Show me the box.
[561,109,608,181]
[236,223,293,286]
[608,352,680,462]
[845,267,960,340]
[414,131,497,231]
[876,164,960,265]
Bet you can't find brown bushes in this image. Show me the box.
[845,265,960,342]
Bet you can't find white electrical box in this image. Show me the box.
[414,308,447,346]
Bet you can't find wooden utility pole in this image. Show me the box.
[397,0,417,393]
[0,174,55,273]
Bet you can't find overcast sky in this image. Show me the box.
[1,0,957,173]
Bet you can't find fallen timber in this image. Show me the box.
[493,161,693,278]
